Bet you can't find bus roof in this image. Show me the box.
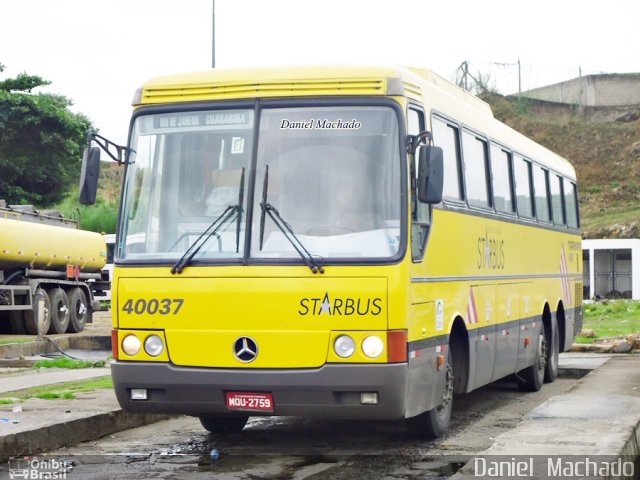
[134,65,488,107]
[133,65,575,179]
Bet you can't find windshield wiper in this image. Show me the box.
[259,165,324,274]
[171,169,245,274]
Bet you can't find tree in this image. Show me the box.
[0,63,94,206]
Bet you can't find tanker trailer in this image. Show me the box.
[0,205,107,335]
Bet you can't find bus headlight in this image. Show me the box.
[144,335,164,357]
[122,334,141,356]
[334,335,356,358]
[362,335,384,358]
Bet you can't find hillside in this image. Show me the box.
[483,94,640,238]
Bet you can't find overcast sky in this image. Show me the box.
[2,0,638,146]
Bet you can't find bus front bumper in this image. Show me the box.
[111,361,409,420]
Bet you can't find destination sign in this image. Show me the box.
[153,110,252,130]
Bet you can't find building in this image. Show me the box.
[582,239,640,300]
[521,73,640,108]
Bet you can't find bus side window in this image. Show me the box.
[550,174,565,225]
[408,107,429,260]
[432,117,463,201]
[564,179,579,228]
[462,130,491,209]
[490,143,514,214]
[514,154,534,218]
[533,164,551,222]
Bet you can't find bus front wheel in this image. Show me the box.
[199,415,248,434]
[405,351,454,439]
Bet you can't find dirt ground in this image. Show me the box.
[83,309,112,336]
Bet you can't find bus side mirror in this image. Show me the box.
[417,145,443,204]
[79,146,101,205]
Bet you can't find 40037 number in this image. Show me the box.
[121,298,184,315]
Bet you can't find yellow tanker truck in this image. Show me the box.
[0,204,108,335]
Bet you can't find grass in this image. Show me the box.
[580,206,640,234]
[32,357,105,369]
[0,376,112,404]
[0,338,34,345]
[576,300,640,343]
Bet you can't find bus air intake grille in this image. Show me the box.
[140,79,387,103]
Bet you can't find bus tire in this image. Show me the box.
[405,351,454,439]
[67,287,88,333]
[24,288,51,335]
[199,415,248,434]
[544,320,559,383]
[47,288,70,334]
[517,322,546,392]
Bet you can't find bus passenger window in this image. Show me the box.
[490,144,514,213]
[533,165,551,222]
[514,155,534,218]
[550,174,565,224]
[432,117,463,201]
[564,179,579,228]
[462,130,490,208]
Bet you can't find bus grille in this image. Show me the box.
[141,79,388,103]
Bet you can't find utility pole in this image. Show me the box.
[211,0,216,68]
[456,61,470,91]
[492,60,521,96]
[517,58,521,98]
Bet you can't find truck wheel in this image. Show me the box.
[47,288,70,334]
[24,288,51,335]
[0,313,12,333]
[24,288,51,334]
[67,287,88,333]
[9,312,27,334]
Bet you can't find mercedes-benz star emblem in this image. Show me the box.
[233,337,258,363]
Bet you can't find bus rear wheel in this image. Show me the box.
[406,352,454,439]
[199,415,248,434]
[517,322,546,392]
[544,320,559,383]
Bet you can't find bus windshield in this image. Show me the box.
[119,104,402,264]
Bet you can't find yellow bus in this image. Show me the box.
[80,65,582,438]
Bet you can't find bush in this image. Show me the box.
[55,192,118,233]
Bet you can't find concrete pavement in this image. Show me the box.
[0,339,169,461]
[452,353,640,479]
[0,334,638,477]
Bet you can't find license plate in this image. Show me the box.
[226,392,274,412]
